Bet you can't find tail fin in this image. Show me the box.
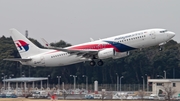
[10,28,42,58]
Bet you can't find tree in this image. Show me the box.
[162,84,176,101]
[0,35,180,86]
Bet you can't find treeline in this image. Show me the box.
[0,36,180,85]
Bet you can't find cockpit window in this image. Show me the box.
[160,30,168,33]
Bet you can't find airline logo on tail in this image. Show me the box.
[15,40,29,52]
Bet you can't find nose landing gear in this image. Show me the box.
[159,46,163,51]
[159,42,167,51]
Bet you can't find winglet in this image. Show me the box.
[90,38,94,42]
[41,38,52,48]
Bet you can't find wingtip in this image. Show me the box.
[10,28,17,31]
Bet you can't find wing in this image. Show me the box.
[51,47,99,58]
[41,38,99,58]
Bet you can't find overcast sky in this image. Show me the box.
[0,0,179,45]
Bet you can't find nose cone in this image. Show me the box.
[167,31,175,38]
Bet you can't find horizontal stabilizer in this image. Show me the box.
[3,58,31,62]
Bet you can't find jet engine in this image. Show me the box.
[112,51,129,59]
[98,48,115,59]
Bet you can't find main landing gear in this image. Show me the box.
[97,60,103,66]
[89,60,104,66]
[90,61,96,66]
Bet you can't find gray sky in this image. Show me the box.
[0,0,179,45]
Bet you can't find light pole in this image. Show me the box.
[22,72,25,77]
[142,76,145,92]
[9,74,14,79]
[120,76,123,92]
[145,74,149,92]
[157,75,164,79]
[57,76,61,89]
[82,75,88,91]
[173,68,175,79]
[8,74,14,90]
[1,73,6,89]
[47,75,50,88]
[1,77,4,87]
[70,75,77,90]
[116,73,119,91]
[164,70,166,79]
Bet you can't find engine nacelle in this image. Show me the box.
[112,51,129,59]
[98,48,115,59]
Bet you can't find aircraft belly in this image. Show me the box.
[61,55,82,65]
[45,55,82,67]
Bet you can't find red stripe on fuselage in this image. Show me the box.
[46,43,120,54]
[46,50,60,54]
[69,44,120,52]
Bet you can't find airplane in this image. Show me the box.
[4,28,175,67]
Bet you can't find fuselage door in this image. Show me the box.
[40,56,45,64]
[150,31,156,39]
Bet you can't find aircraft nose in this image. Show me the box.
[167,31,175,38]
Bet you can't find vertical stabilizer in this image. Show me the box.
[10,28,42,58]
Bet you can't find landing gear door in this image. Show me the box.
[150,31,156,39]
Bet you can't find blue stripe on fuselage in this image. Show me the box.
[104,41,136,52]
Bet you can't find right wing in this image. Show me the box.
[41,38,99,58]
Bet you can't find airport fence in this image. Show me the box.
[0,83,152,92]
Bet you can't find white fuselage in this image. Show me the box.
[21,29,175,67]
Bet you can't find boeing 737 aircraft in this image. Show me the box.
[4,28,175,67]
